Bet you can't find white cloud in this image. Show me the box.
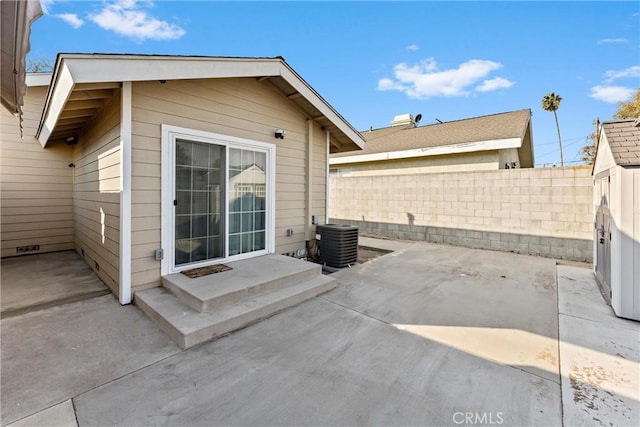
[475,77,515,92]
[56,13,83,29]
[604,65,640,82]
[597,38,628,45]
[406,44,420,51]
[588,85,635,103]
[40,0,55,14]
[377,58,513,98]
[88,0,185,42]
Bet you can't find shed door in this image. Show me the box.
[595,179,612,299]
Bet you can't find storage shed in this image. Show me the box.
[592,118,640,321]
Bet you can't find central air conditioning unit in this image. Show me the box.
[316,224,358,268]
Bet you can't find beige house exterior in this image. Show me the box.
[1,53,364,305]
[330,109,534,176]
[592,118,640,321]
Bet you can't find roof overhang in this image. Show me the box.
[330,137,522,165]
[0,0,42,116]
[36,54,366,151]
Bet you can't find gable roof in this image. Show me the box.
[36,53,365,152]
[601,119,640,167]
[330,109,533,166]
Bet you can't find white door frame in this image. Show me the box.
[161,125,276,275]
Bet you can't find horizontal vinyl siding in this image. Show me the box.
[73,93,121,294]
[0,86,74,257]
[312,124,327,224]
[130,77,316,293]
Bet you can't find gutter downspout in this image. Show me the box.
[119,81,132,304]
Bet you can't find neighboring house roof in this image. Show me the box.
[36,53,365,153]
[601,119,640,167]
[330,109,534,167]
[0,0,42,117]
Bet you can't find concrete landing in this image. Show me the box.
[162,254,322,311]
[136,255,336,349]
[1,251,109,318]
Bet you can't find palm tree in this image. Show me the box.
[542,92,564,167]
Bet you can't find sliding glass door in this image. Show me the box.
[174,139,225,266]
[168,131,272,271]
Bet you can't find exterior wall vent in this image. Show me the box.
[316,224,358,268]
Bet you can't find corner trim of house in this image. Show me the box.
[160,124,173,277]
[119,81,132,305]
[325,129,330,223]
[305,120,313,240]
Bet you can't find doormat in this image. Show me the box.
[181,264,232,278]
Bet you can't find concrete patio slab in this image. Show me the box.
[358,236,416,253]
[0,295,180,425]
[558,265,640,427]
[327,242,559,383]
[5,400,77,427]
[1,251,109,318]
[2,241,634,427]
[71,242,561,426]
[74,298,561,426]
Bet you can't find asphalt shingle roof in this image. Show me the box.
[332,109,531,158]
[602,119,640,167]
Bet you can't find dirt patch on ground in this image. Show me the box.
[357,246,393,264]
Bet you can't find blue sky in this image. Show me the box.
[31,1,639,166]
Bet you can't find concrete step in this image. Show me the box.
[135,274,337,349]
[162,255,321,312]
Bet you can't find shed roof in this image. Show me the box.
[602,119,640,167]
[331,109,533,166]
[36,53,365,153]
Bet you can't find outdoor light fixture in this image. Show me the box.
[274,129,286,139]
[66,136,77,145]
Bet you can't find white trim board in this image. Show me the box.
[329,137,523,165]
[119,81,132,305]
[161,125,276,276]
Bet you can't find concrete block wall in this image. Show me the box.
[329,166,593,262]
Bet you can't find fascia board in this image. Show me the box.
[26,73,52,87]
[37,62,75,147]
[278,64,365,150]
[64,56,283,83]
[330,137,522,165]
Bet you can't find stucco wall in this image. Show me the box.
[329,166,593,261]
